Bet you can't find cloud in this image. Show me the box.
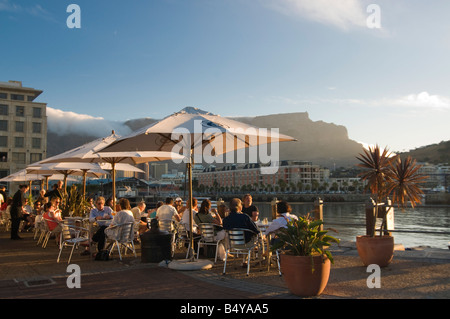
[263,0,368,30]
[0,0,55,22]
[47,107,133,137]
[386,92,450,109]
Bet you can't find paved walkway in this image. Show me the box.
[1,230,449,301]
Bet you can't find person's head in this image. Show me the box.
[174,197,183,206]
[51,197,61,208]
[39,189,46,196]
[0,185,6,192]
[44,202,52,212]
[19,184,29,193]
[165,197,174,205]
[137,201,146,211]
[96,196,106,210]
[187,197,198,210]
[118,198,131,210]
[277,201,292,214]
[230,198,242,212]
[156,201,164,209]
[243,194,252,207]
[34,201,42,210]
[88,197,94,205]
[199,199,211,214]
[57,180,63,189]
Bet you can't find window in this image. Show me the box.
[0,104,7,115]
[30,153,42,163]
[32,122,42,133]
[0,136,7,147]
[15,137,24,148]
[32,137,41,149]
[12,152,26,164]
[0,93,7,99]
[0,120,7,131]
[15,121,24,132]
[32,107,42,118]
[0,153,7,162]
[11,94,24,101]
[27,96,35,102]
[16,105,25,117]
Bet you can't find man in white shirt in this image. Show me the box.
[264,201,298,236]
[181,197,198,233]
[156,197,181,222]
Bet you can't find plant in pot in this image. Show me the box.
[356,145,426,267]
[60,185,91,218]
[271,213,340,297]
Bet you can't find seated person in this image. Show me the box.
[156,197,181,223]
[264,200,298,237]
[181,197,198,233]
[104,198,136,241]
[43,202,63,245]
[241,194,259,222]
[223,198,259,243]
[131,201,148,235]
[89,196,114,223]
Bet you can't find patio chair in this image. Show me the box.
[105,222,136,261]
[223,228,259,276]
[196,223,224,263]
[42,218,61,248]
[57,220,89,264]
[173,222,191,258]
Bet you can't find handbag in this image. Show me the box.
[95,250,110,261]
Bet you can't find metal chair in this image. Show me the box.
[57,220,89,264]
[42,218,61,248]
[197,223,224,263]
[223,228,259,276]
[105,222,136,260]
[174,222,191,258]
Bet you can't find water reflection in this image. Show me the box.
[255,202,450,249]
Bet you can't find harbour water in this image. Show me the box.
[255,202,450,250]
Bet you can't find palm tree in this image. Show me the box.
[356,145,427,236]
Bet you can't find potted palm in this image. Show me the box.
[271,214,340,297]
[356,145,426,267]
[61,185,91,218]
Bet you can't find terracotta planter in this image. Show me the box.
[356,235,394,267]
[280,254,331,297]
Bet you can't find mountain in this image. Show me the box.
[399,141,450,164]
[46,109,366,168]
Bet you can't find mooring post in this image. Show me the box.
[365,198,376,236]
[314,197,324,231]
[271,197,278,220]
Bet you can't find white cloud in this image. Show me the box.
[47,107,132,137]
[386,92,450,109]
[263,0,368,30]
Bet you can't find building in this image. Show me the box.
[197,160,330,191]
[0,81,47,185]
[150,162,168,180]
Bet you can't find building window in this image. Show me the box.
[30,153,42,163]
[32,107,42,118]
[0,136,7,147]
[0,93,7,99]
[32,137,41,149]
[12,152,26,164]
[0,153,7,162]
[16,105,25,117]
[15,137,24,148]
[11,94,24,101]
[32,122,42,133]
[0,104,7,115]
[15,121,24,132]
[27,96,35,102]
[0,120,7,131]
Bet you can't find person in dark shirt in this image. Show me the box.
[10,184,29,240]
[223,198,259,243]
[44,181,63,200]
[241,194,259,222]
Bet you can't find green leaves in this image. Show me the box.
[271,214,340,266]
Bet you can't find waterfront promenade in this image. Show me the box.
[0,230,449,300]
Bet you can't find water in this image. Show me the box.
[255,202,450,250]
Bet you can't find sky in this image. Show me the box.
[1,0,449,152]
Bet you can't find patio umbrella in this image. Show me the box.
[95,107,297,260]
[26,162,107,195]
[39,131,184,209]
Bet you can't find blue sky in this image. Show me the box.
[1,0,449,152]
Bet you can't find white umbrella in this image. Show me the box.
[26,162,107,195]
[96,107,297,260]
[39,131,184,209]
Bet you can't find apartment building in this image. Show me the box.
[0,81,47,182]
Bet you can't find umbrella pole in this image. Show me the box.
[82,170,87,200]
[188,159,195,261]
[112,162,116,212]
